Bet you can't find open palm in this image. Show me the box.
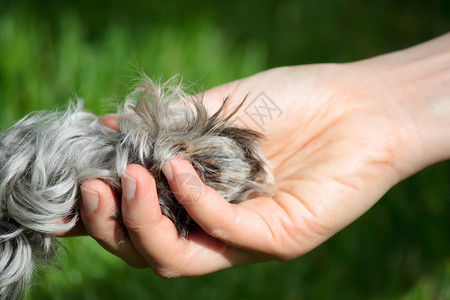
[184,64,405,261]
[77,62,416,276]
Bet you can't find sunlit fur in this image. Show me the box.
[0,75,273,300]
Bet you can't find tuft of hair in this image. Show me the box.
[0,74,273,299]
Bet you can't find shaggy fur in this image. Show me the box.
[0,75,273,300]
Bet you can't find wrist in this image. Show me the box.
[361,33,450,176]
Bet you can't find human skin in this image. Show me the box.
[62,33,450,276]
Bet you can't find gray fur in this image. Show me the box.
[0,75,273,300]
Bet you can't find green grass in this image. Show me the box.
[1,1,449,299]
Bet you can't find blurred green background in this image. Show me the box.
[1,0,449,299]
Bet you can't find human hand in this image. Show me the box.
[66,33,450,276]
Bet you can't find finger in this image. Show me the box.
[80,179,147,268]
[54,218,87,237]
[162,157,276,252]
[120,165,186,269]
[121,165,242,277]
[99,114,119,132]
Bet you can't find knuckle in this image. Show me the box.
[208,227,227,240]
[122,217,145,235]
[90,230,112,244]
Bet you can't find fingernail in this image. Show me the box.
[162,161,173,181]
[122,173,137,201]
[81,186,99,215]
